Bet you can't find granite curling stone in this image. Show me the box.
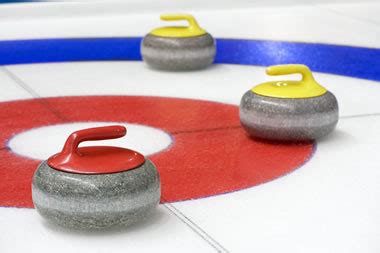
[32,125,160,229]
[141,13,216,71]
[240,64,339,141]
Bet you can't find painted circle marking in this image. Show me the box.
[0,96,314,208]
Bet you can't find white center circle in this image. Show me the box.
[8,122,172,160]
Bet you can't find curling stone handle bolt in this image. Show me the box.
[160,14,202,32]
[60,125,126,156]
[266,64,317,87]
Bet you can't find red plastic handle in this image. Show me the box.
[48,125,145,174]
[60,125,126,156]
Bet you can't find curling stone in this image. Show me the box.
[240,64,339,141]
[32,125,160,229]
[141,14,216,71]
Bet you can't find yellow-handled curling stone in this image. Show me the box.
[240,64,339,141]
[141,14,216,71]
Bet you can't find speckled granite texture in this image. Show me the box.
[240,91,339,141]
[32,160,160,229]
[141,33,216,71]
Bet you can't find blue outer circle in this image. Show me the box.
[0,37,379,81]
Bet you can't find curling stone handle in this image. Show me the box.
[160,14,201,31]
[266,64,317,87]
[60,125,126,156]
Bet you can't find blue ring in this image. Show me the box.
[0,37,379,81]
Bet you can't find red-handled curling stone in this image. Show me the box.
[32,125,161,229]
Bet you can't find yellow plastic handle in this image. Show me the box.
[150,14,206,38]
[251,64,327,98]
[266,64,315,86]
[160,14,201,31]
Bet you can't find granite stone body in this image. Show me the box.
[141,33,216,71]
[32,160,160,229]
[240,91,339,141]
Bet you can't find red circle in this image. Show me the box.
[0,96,314,208]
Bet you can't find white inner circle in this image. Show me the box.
[8,122,172,160]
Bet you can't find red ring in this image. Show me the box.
[0,96,314,208]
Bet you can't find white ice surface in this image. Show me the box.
[0,206,215,253]
[1,61,379,253]
[0,3,379,48]
[0,68,31,102]
[0,2,379,253]
[173,117,380,253]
